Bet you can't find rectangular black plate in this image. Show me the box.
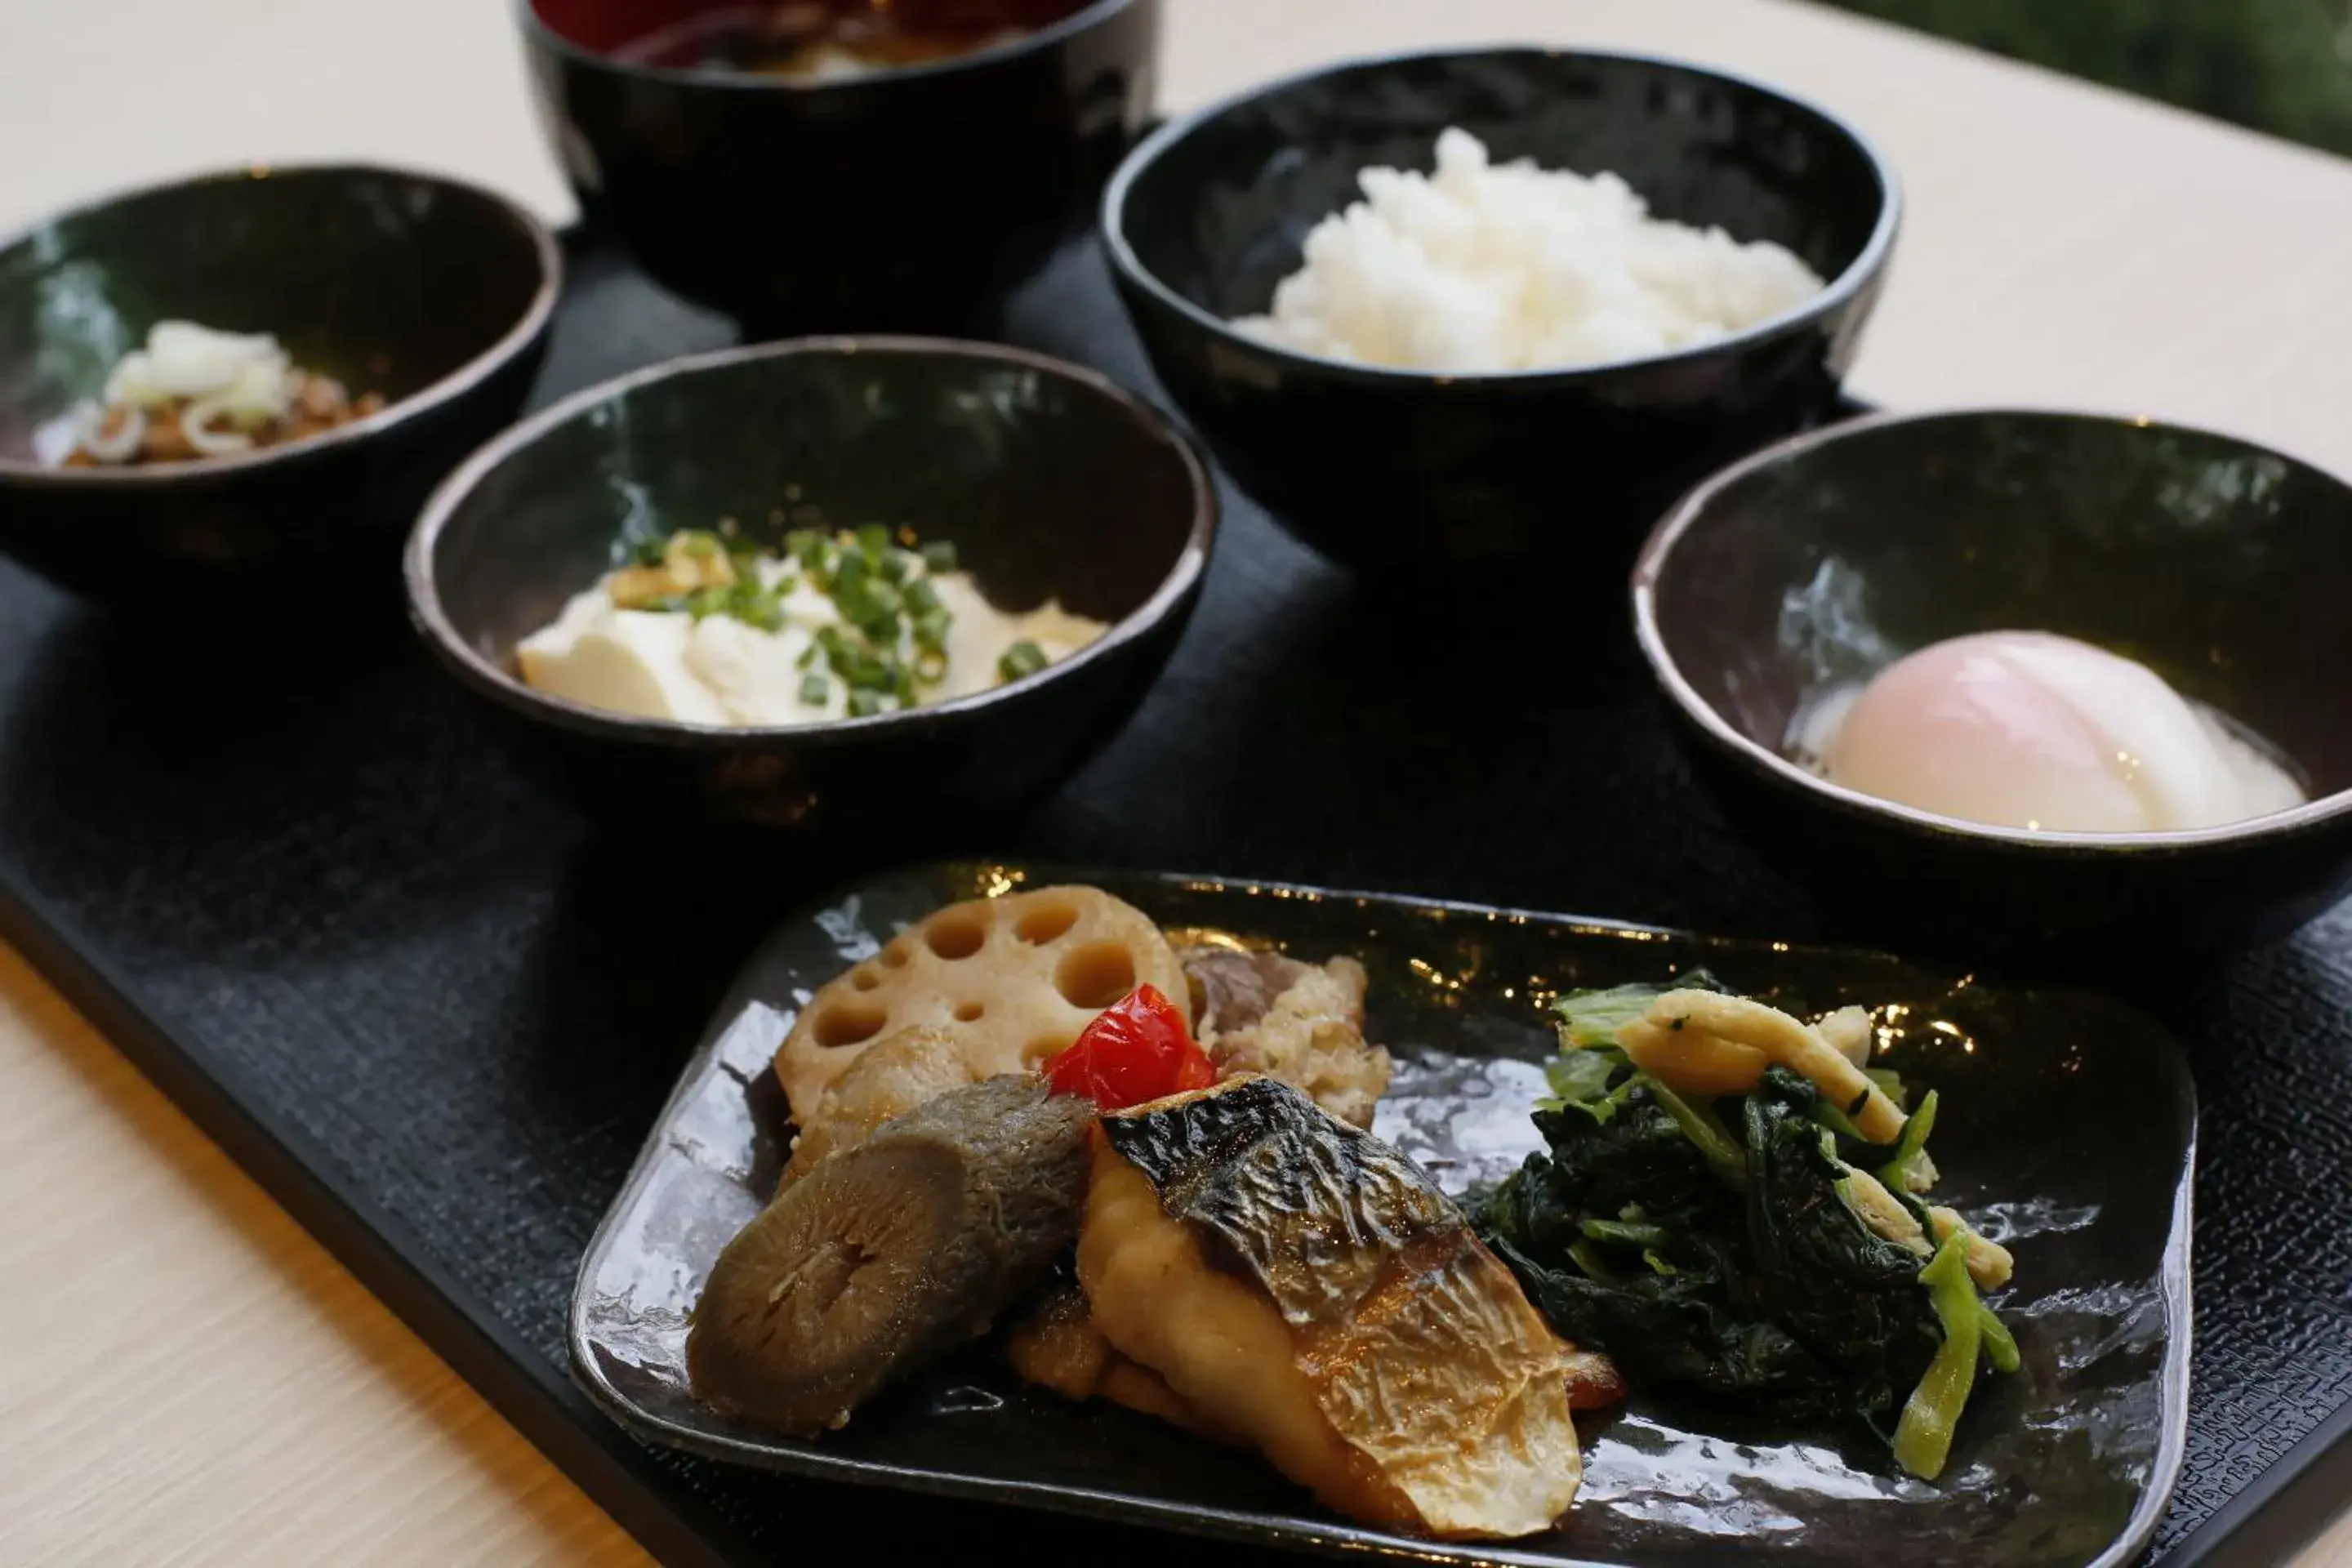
[0,231,2346,1567]
[577,863,2195,1568]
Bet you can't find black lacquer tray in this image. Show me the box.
[2,230,2349,1566]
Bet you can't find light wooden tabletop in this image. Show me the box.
[3,2,2350,1563]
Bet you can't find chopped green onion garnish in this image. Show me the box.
[832,548,871,594]
[799,672,829,706]
[920,540,957,573]
[904,577,942,615]
[997,640,1048,683]
[853,523,890,560]
[913,608,951,648]
[736,591,784,634]
[846,688,885,718]
[913,647,948,684]
[879,549,916,586]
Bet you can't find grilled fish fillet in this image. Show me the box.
[1077,1076,1581,1539]
[1004,1274,1230,1439]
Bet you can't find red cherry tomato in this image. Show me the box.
[1043,984,1217,1111]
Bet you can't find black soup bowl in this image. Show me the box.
[407,337,1215,835]
[1636,408,2352,966]
[519,0,1160,334]
[0,164,559,603]
[1105,47,1897,577]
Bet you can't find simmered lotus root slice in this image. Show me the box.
[773,885,1187,1127]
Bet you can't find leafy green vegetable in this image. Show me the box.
[1740,1074,1943,1422]
[1477,1004,2018,1481]
[1542,1044,1628,1108]
[1877,1089,1940,1190]
[1581,1218,1673,1250]
[1893,1235,1981,1481]
[1552,982,1670,1047]
[1551,972,1723,1045]
[1979,1297,2022,1375]
[1649,1076,1748,1189]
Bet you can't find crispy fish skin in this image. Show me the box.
[1080,1076,1581,1540]
[688,1076,1091,1437]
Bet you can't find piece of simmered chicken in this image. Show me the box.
[1178,945,1392,1128]
[1077,1076,1582,1540]
[777,1026,982,1190]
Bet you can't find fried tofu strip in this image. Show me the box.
[1620,990,1906,1143]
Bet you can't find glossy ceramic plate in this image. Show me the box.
[571,863,2194,1567]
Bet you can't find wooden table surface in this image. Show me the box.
[4,2,2350,1563]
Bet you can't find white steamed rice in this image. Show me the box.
[1231,128,1829,374]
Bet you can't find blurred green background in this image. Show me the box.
[1823,0,2352,157]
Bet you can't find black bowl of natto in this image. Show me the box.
[0,163,559,604]
[1103,47,1898,578]
[406,336,1215,835]
[1635,407,2352,967]
[519,0,1160,335]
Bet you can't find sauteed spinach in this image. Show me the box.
[1477,977,2018,1481]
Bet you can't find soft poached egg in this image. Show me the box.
[1804,630,2303,834]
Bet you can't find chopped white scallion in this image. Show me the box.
[178,394,256,457]
[71,399,146,464]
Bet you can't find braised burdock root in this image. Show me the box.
[687,1076,1092,1436]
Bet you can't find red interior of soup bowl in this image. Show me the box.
[527,0,753,56]
[528,0,1093,61]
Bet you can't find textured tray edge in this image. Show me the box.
[2163,1394,2352,1567]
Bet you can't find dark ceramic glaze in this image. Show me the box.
[405,338,1214,832]
[1102,49,1896,577]
[0,164,559,602]
[1635,408,2352,963]
[519,0,1160,335]
[573,863,2191,1567]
